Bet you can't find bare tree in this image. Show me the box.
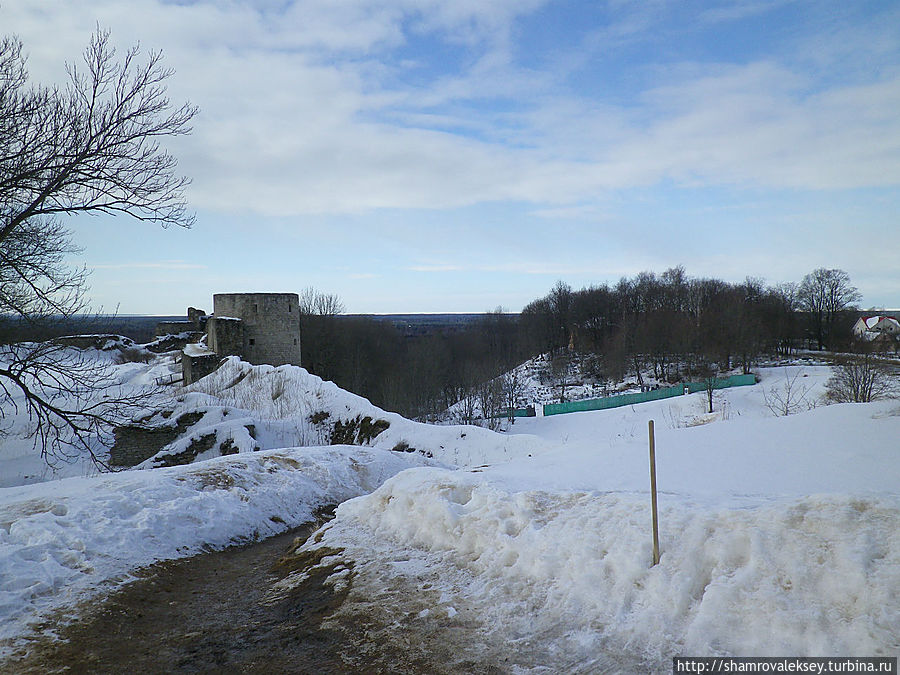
[298,287,346,317]
[477,377,503,431]
[452,374,480,426]
[766,282,801,356]
[0,341,165,469]
[548,280,574,354]
[763,369,816,416]
[825,353,897,403]
[550,352,572,403]
[798,269,861,350]
[695,364,719,413]
[1,29,196,468]
[297,287,345,380]
[501,369,524,425]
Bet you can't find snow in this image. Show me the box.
[2,350,899,669]
[183,342,215,357]
[311,470,898,666]
[0,445,429,647]
[0,342,176,486]
[288,366,900,669]
[177,356,545,467]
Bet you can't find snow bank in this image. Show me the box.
[3,347,898,670]
[308,472,899,669]
[0,343,180,486]
[292,397,900,670]
[496,399,900,502]
[0,445,427,648]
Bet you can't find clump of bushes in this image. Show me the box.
[825,354,898,403]
[330,415,390,445]
[308,410,331,425]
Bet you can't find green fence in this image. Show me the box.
[491,406,535,419]
[542,374,757,417]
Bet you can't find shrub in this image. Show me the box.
[825,354,897,403]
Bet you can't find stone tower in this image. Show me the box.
[209,293,301,366]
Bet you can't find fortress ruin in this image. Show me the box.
[172,292,301,384]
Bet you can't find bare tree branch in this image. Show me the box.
[0,28,196,470]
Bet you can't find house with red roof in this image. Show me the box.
[852,315,900,348]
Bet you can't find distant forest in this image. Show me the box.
[299,267,880,419]
[2,267,889,420]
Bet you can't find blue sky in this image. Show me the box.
[4,0,900,313]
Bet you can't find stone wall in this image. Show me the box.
[155,321,195,337]
[156,307,207,337]
[187,307,208,329]
[212,293,301,366]
[145,331,204,354]
[183,352,221,385]
[207,316,244,358]
[110,411,205,467]
[110,426,181,467]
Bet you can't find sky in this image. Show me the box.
[3,0,900,314]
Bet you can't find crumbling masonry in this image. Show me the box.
[175,292,301,385]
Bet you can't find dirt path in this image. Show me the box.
[4,521,371,674]
[2,519,638,674]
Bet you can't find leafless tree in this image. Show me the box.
[454,387,479,426]
[550,352,571,403]
[0,341,166,469]
[763,368,816,416]
[298,287,346,317]
[825,353,897,403]
[501,369,524,424]
[767,282,801,355]
[695,364,719,414]
[297,287,346,380]
[1,29,196,468]
[798,269,861,350]
[477,377,503,431]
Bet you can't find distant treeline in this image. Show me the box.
[1,267,884,421]
[299,309,528,420]
[518,268,843,388]
[302,267,875,418]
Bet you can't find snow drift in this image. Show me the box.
[0,445,428,648]
[287,392,900,671]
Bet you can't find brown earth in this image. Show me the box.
[2,522,366,674]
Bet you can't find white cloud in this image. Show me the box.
[530,204,610,221]
[697,0,797,25]
[619,64,900,190]
[4,1,900,215]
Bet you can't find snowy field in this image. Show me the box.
[1,347,899,670]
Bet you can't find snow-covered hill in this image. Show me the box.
[0,445,430,647]
[160,356,544,468]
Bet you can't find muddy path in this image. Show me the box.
[3,520,373,674]
[2,513,640,674]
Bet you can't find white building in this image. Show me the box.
[852,315,900,339]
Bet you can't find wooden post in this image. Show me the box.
[649,419,660,566]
